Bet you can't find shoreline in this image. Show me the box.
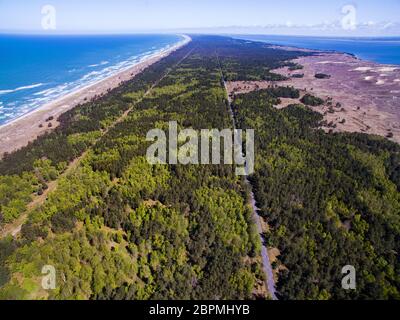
[227,43,400,144]
[0,35,191,157]
[235,36,400,66]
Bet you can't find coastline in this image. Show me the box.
[0,35,191,157]
[227,44,400,144]
[235,36,400,66]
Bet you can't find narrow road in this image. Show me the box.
[216,52,278,300]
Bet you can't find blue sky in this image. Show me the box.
[1,0,399,35]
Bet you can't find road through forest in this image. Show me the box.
[217,53,278,299]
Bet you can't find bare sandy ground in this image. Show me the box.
[227,51,400,144]
[0,36,191,158]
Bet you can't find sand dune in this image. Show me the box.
[376,67,398,72]
[353,67,373,72]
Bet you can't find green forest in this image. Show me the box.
[231,90,400,299]
[0,36,399,300]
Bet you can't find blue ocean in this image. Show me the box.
[0,34,183,125]
[234,35,400,65]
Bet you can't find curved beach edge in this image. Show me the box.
[0,35,191,158]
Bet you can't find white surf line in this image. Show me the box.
[0,35,191,130]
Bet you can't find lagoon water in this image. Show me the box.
[2,33,399,126]
[0,34,183,125]
[234,35,400,65]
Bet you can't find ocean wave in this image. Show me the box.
[18,52,156,120]
[0,83,44,95]
[88,60,109,68]
[0,38,184,126]
[34,85,69,97]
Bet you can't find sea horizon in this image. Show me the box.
[1,33,399,126]
[1,0,400,304]
[232,34,400,65]
[0,34,184,125]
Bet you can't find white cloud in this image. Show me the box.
[285,21,293,28]
[382,22,395,29]
[169,20,400,37]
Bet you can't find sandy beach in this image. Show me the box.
[0,35,191,158]
[227,48,400,144]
